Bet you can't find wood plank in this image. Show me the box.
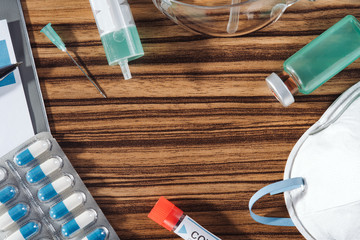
[22,0,360,239]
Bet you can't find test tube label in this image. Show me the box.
[174,216,221,240]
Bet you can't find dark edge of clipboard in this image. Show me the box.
[8,0,50,134]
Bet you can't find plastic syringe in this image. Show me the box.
[89,0,144,80]
[41,23,106,98]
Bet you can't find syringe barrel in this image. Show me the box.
[89,0,144,79]
[89,0,135,36]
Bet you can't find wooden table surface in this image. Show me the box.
[21,0,360,239]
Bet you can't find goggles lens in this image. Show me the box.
[153,0,298,36]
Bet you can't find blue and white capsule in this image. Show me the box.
[0,186,17,207]
[82,227,108,240]
[50,192,86,219]
[5,221,40,240]
[0,167,7,183]
[0,203,29,230]
[26,157,63,183]
[38,175,73,202]
[61,209,97,237]
[14,140,51,166]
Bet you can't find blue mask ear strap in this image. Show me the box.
[249,177,304,226]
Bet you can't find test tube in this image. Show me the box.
[89,0,144,80]
[148,197,221,240]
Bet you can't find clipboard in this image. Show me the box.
[0,0,49,134]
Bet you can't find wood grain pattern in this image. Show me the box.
[21,0,360,239]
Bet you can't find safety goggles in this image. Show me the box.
[153,0,310,37]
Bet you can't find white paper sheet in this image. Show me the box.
[0,19,34,157]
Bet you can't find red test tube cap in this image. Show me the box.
[148,196,184,231]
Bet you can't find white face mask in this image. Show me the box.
[250,81,360,240]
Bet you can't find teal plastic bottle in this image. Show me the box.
[266,15,360,107]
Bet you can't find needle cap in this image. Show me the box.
[41,23,66,51]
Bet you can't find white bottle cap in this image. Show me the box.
[266,73,295,107]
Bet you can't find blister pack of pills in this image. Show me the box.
[0,132,120,240]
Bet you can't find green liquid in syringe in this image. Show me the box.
[101,25,144,66]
